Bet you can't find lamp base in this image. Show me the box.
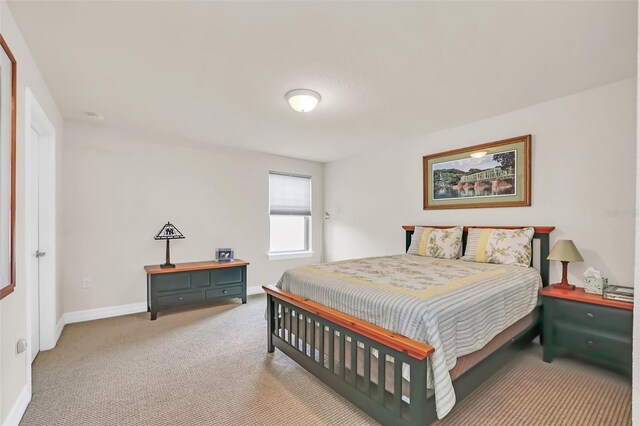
[160,239,175,268]
[551,282,576,291]
[551,261,576,290]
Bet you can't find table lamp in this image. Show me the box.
[547,239,584,290]
[154,222,185,268]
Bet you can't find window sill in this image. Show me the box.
[268,251,315,261]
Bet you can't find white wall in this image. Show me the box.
[0,1,64,423]
[324,79,636,287]
[62,122,324,313]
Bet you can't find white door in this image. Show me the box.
[27,125,46,362]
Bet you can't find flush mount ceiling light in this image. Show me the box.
[285,89,321,113]
[470,151,488,159]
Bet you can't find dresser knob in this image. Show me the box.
[223,290,228,294]
[586,312,595,319]
[178,296,184,301]
[587,340,595,346]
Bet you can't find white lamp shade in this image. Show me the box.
[286,89,321,112]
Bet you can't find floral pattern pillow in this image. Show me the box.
[408,226,463,259]
[462,227,535,267]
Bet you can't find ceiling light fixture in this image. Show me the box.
[470,151,487,159]
[285,89,321,113]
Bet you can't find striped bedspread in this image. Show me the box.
[276,254,541,419]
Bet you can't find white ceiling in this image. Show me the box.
[8,1,637,162]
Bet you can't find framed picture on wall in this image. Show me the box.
[0,34,16,300]
[423,135,531,210]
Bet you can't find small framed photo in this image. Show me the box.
[215,248,234,262]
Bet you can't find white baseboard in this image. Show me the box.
[63,302,148,325]
[2,385,30,426]
[54,315,65,342]
[39,315,66,351]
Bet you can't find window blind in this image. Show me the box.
[269,172,312,216]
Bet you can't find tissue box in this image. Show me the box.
[584,276,608,295]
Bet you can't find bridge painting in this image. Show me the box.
[432,150,517,200]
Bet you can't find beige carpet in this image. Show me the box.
[21,294,631,426]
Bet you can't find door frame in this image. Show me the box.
[24,87,57,389]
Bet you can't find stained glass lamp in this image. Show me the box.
[154,222,185,268]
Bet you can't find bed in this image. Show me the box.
[263,225,554,425]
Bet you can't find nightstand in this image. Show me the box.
[539,286,632,377]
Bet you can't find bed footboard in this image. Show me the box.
[264,285,436,426]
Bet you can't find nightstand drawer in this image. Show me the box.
[157,291,203,308]
[552,298,632,336]
[206,285,243,299]
[554,323,631,367]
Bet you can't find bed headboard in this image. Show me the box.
[402,226,555,286]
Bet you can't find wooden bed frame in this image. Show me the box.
[263,225,554,425]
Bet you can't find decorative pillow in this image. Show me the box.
[407,226,427,255]
[407,226,463,259]
[462,227,535,267]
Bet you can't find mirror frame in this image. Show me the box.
[0,34,16,300]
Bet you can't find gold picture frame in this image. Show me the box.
[423,135,531,210]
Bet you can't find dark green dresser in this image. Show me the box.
[540,286,632,377]
[145,259,249,320]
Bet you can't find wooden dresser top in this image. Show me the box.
[539,286,633,310]
[144,259,249,275]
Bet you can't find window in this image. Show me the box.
[269,172,312,259]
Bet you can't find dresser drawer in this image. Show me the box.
[191,270,210,288]
[206,285,243,299]
[552,298,632,336]
[157,291,203,308]
[554,322,631,367]
[151,272,191,293]
[211,267,244,286]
